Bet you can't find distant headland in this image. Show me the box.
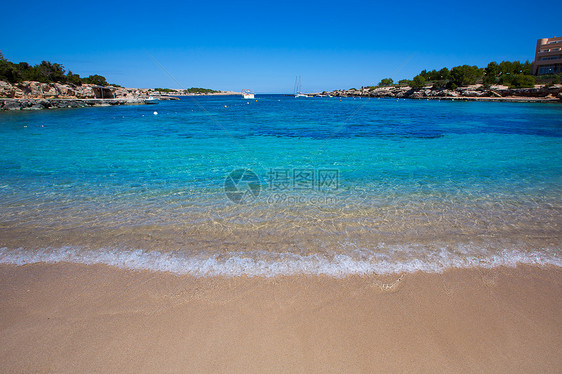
[0,54,237,110]
[313,60,562,103]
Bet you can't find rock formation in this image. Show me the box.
[0,80,149,100]
[0,81,181,110]
[318,84,562,102]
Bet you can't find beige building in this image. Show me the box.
[532,36,562,75]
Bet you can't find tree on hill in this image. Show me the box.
[0,53,114,86]
[36,61,66,83]
[483,60,533,86]
[371,60,536,91]
[66,71,82,86]
[411,75,426,89]
[154,88,176,93]
[437,68,450,80]
[184,87,219,94]
[80,74,109,86]
[450,65,483,86]
[0,53,19,83]
[419,68,450,82]
[483,62,500,84]
[378,78,394,87]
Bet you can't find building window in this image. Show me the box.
[538,66,555,74]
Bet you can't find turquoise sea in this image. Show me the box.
[0,96,561,276]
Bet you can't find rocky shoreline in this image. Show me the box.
[0,80,238,111]
[0,98,148,111]
[314,84,562,103]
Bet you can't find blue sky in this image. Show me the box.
[1,0,560,93]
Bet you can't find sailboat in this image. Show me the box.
[294,76,308,98]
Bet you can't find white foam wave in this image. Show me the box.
[1,245,561,277]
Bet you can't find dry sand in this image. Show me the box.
[0,264,560,373]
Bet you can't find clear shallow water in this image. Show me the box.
[0,95,561,276]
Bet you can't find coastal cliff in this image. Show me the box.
[0,80,149,110]
[319,84,562,102]
[0,80,146,100]
[0,81,237,110]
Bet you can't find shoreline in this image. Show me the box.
[313,83,562,103]
[1,95,558,111]
[406,95,560,103]
[1,244,560,277]
[0,92,248,111]
[0,80,242,111]
[0,97,147,111]
[1,262,560,373]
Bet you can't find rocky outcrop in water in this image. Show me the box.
[0,98,146,111]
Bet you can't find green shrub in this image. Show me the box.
[509,74,535,88]
[483,62,500,85]
[499,74,513,86]
[411,75,426,89]
[432,80,447,90]
[66,71,82,86]
[418,68,450,82]
[81,74,109,86]
[184,87,219,94]
[536,74,561,85]
[0,59,20,83]
[378,78,394,87]
[154,88,176,93]
[450,65,484,86]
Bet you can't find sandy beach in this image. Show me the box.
[2,2,561,373]
[0,264,560,373]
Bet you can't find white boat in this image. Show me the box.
[242,89,255,99]
[145,96,159,104]
[294,76,308,98]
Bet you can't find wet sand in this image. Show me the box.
[0,264,560,373]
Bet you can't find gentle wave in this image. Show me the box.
[1,246,561,277]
